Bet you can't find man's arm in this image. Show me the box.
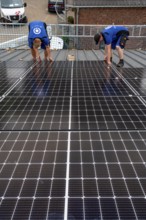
[105,44,112,65]
[104,46,108,61]
[31,47,41,61]
[44,46,53,62]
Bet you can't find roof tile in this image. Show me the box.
[66,0,146,7]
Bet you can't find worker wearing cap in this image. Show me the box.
[94,25,129,67]
[28,20,53,62]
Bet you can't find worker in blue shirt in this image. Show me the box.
[28,20,53,62]
[94,25,129,67]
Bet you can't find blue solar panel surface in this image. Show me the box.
[0,60,146,219]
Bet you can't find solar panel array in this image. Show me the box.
[0,60,146,219]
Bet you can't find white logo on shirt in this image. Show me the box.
[105,25,115,30]
[33,28,41,34]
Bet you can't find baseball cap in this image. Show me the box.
[94,33,100,45]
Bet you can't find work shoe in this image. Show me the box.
[117,60,124,67]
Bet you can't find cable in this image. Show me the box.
[55,0,66,22]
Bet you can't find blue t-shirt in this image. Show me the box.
[28,20,48,39]
[28,21,50,49]
[101,25,128,45]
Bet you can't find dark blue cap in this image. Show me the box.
[94,33,100,45]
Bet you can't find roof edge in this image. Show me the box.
[66,5,146,8]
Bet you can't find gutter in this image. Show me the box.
[66,5,146,8]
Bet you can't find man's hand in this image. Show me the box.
[33,56,41,62]
[107,61,112,65]
[104,56,108,64]
[45,57,53,62]
[104,56,112,66]
[104,55,107,61]
[36,56,41,62]
[107,61,112,68]
[49,57,53,62]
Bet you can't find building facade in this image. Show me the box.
[66,0,146,25]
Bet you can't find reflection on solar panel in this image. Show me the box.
[0,60,146,219]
